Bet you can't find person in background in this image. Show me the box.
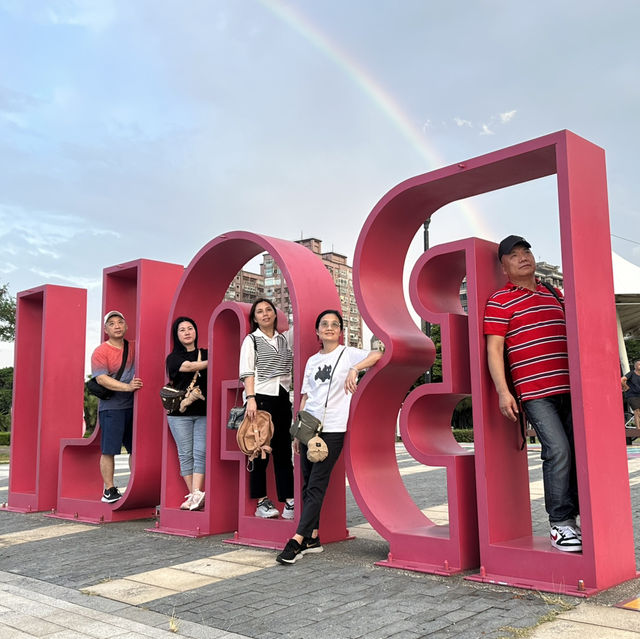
[166,317,208,510]
[239,298,294,519]
[622,359,640,429]
[91,311,142,504]
[276,309,382,565]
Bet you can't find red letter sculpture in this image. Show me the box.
[51,259,183,523]
[349,130,637,595]
[6,285,86,513]
[152,232,344,548]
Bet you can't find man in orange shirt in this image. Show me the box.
[91,311,143,503]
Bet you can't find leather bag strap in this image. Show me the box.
[318,346,346,432]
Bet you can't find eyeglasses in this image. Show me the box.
[319,321,341,329]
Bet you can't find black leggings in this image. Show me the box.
[296,432,345,538]
[249,386,294,502]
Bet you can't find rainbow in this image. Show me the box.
[258,0,495,238]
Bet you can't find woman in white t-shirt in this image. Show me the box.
[276,309,382,565]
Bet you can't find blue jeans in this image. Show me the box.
[167,415,207,476]
[523,393,579,526]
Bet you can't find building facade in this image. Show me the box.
[535,261,564,290]
[225,270,265,304]
[224,237,363,348]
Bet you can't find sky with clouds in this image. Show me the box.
[1,0,639,368]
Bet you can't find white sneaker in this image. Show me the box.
[255,498,279,518]
[180,493,193,510]
[189,490,205,511]
[550,525,582,552]
[282,499,294,520]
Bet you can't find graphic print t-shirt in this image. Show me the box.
[301,346,368,433]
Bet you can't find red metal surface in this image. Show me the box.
[7,130,635,595]
[4,285,86,513]
[351,130,637,595]
[150,232,343,547]
[49,259,184,524]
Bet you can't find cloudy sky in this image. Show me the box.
[1,0,639,368]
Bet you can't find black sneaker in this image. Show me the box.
[276,538,303,565]
[301,536,323,555]
[101,487,122,503]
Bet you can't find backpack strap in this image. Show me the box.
[114,339,129,381]
[541,281,564,307]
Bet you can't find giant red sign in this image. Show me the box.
[4,130,635,596]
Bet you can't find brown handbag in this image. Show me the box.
[236,410,274,471]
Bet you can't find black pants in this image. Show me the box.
[250,386,294,502]
[296,432,345,538]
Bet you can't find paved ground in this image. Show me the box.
[1,443,640,638]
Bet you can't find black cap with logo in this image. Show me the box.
[497,235,531,261]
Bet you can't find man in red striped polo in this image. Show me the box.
[484,235,580,552]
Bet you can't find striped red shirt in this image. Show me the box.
[483,281,569,402]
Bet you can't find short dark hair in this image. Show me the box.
[171,316,198,353]
[315,309,343,331]
[249,298,278,333]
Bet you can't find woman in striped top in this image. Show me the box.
[239,298,295,519]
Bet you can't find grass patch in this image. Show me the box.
[498,591,575,638]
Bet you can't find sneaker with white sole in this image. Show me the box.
[101,487,122,503]
[550,525,582,552]
[301,536,323,555]
[282,499,294,520]
[189,490,205,511]
[255,498,279,518]
[180,493,193,510]
[276,538,303,565]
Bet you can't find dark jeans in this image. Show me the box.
[523,393,579,526]
[296,432,345,538]
[250,386,294,502]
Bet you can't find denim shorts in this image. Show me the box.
[99,408,133,455]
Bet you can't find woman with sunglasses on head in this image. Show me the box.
[239,298,295,519]
[165,316,208,511]
[276,309,382,565]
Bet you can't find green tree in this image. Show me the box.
[0,366,13,432]
[624,338,640,372]
[429,324,442,383]
[0,283,16,342]
[84,375,98,434]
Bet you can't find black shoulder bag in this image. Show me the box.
[86,339,129,401]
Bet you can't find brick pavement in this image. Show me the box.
[0,444,639,638]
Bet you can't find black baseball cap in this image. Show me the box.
[498,235,531,261]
